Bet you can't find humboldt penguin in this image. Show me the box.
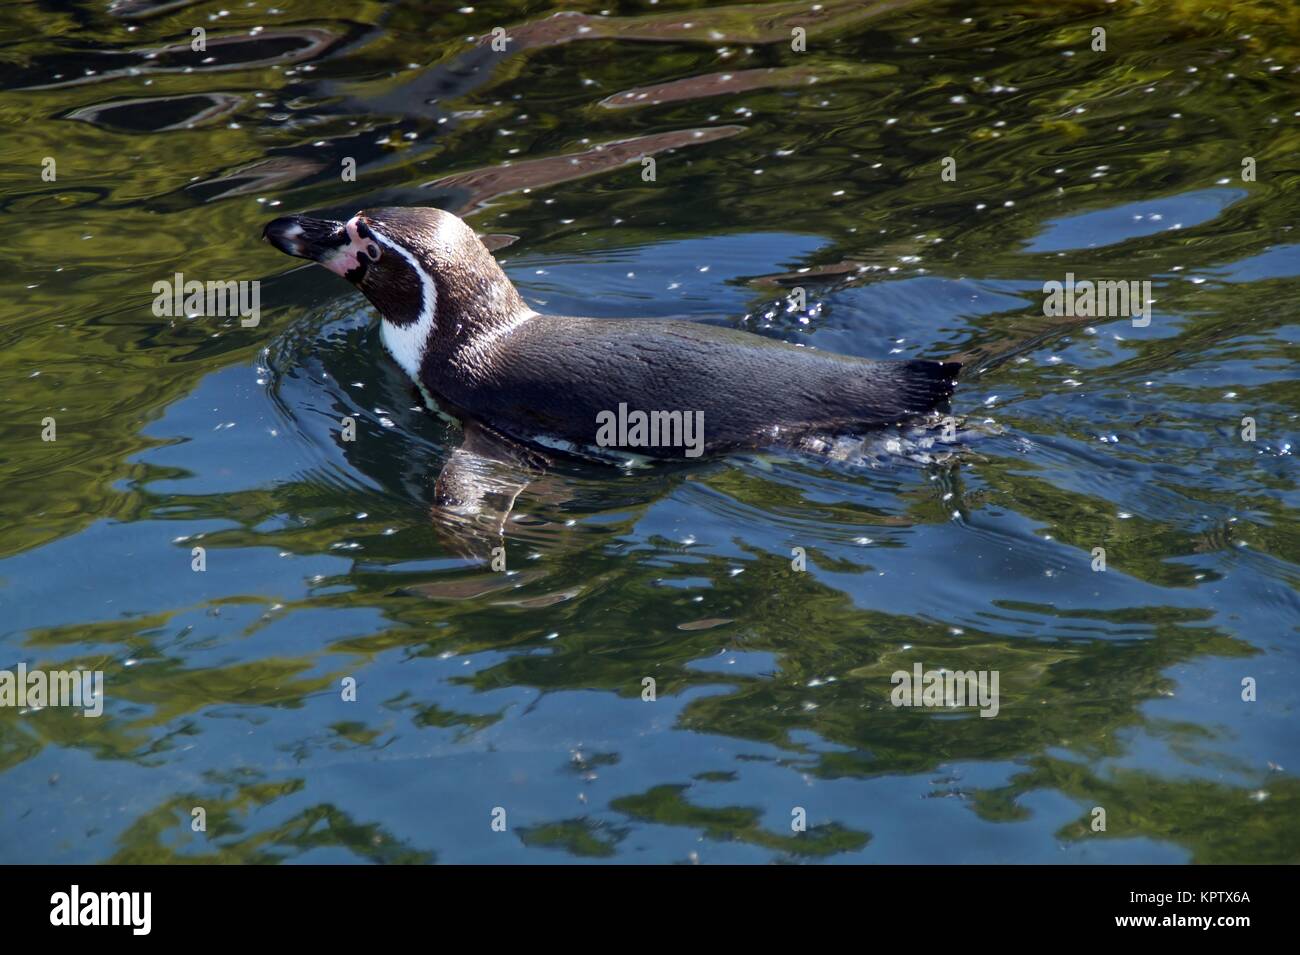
[263,206,960,466]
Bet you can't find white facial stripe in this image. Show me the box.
[370,224,438,383]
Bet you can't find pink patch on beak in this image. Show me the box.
[322,217,378,277]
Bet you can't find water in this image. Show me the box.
[0,0,1296,863]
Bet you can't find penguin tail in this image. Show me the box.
[872,359,961,421]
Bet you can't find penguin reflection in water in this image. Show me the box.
[264,207,960,547]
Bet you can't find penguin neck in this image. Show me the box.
[430,259,534,356]
[378,255,534,386]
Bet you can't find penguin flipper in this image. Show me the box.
[431,422,550,558]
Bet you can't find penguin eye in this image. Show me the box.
[365,243,380,261]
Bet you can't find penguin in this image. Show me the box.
[263,206,960,467]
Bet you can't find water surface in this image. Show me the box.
[0,0,1297,863]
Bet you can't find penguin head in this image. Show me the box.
[263,206,528,380]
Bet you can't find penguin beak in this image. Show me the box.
[263,214,347,263]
